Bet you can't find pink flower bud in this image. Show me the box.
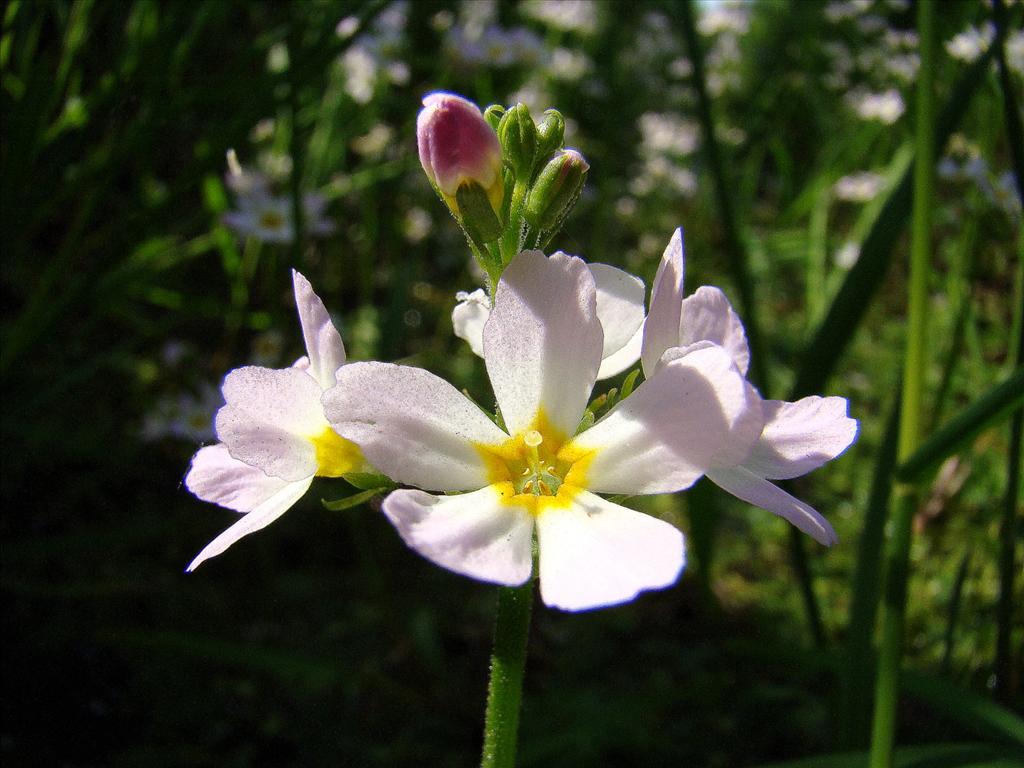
[417,92,504,215]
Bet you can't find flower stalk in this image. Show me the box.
[481,582,534,768]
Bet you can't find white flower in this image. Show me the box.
[848,88,905,124]
[452,260,646,380]
[185,271,363,571]
[325,250,762,611]
[642,230,858,545]
[833,171,885,202]
[834,241,861,269]
[520,0,599,35]
[945,23,994,63]
[221,156,335,243]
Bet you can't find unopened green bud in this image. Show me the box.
[535,109,565,163]
[498,103,537,181]
[524,149,589,231]
[483,104,505,132]
[456,181,503,243]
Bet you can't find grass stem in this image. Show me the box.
[867,2,935,765]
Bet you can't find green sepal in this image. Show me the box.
[498,103,537,181]
[534,109,565,171]
[619,368,642,400]
[342,471,396,491]
[456,182,503,243]
[575,409,595,435]
[322,487,389,511]
[483,104,505,132]
[524,150,588,233]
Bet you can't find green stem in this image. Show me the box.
[992,0,1024,702]
[500,180,529,267]
[481,582,534,768]
[868,2,935,766]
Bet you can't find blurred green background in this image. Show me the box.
[2,0,1021,765]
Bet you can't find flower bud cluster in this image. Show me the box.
[416,91,588,288]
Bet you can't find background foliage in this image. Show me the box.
[2,1,1021,766]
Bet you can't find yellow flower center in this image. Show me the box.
[475,410,595,516]
[311,427,363,478]
[258,209,287,230]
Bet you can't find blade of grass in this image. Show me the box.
[940,550,971,675]
[993,0,1024,707]
[901,669,1024,745]
[895,367,1024,483]
[756,742,1024,768]
[842,393,901,748]
[869,3,936,765]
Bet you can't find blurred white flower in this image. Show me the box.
[142,383,222,443]
[848,88,905,124]
[352,123,395,158]
[446,24,545,68]
[1007,28,1024,75]
[341,45,378,104]
[855,14,885,35]
[549,48,591,81]
[222,161,335,243]
[885,53,920,83]
[249,118,276,143]
[336,15,360,39]
[698,2,750,36]
[638,112,700,157]
[630,157,698,198]
[824,0,872,23]
[833,172,885,202]
[668,57,693,79]
[834,241,861,269]
[520,0,599,35]
[945,22,994,63]
[403,207,433,243]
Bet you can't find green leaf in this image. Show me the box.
[321,487,388,511]
[842,392,901,747]
[897,367,1024,482]
[902,669,1024,746]
[619,368,641,400]
[342,471,395,491]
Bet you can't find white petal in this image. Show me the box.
[185,444,292,512]
[325,361,510,491]
[590,263,646,360]
[680,286,750,376]
[484,250,603,437]
[640,228,685,378]
[744,397,859,480]
[596,322,643,380]
[292,270,347,389]
[451,288,490,357]
[186,475,313,571]
[537,491,685,611]
[215,366,326,482]
[382,486,534,586]
[707,466,837,546]
[566,344,763,495]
